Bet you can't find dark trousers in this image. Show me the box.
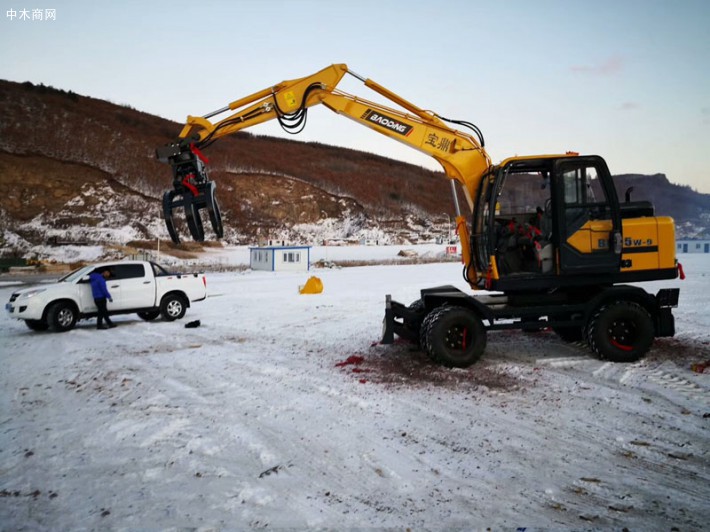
[94,298,113,328]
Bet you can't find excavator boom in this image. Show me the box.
[157,64,491,285]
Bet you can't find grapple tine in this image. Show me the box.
[184,191,206,241]
[163,190,181,244]
[205,181,224,239]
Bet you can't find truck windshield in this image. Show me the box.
[59,266,95,283]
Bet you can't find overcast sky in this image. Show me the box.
[2,0,709,192]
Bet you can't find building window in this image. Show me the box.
[253,250,270,263]
[283,251,301,263]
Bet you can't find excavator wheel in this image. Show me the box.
[163,190,181,244]
[205,181,224,239]
[403,299,426,347]
[420,304,486,368]
[184,192,206,242]
[587,300,654,362]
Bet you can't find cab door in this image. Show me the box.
[553,156,622,275]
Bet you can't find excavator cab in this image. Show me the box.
[472,154,677,293]
[156,142,223,243]
[472,154,624,292]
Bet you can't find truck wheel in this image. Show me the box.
[47,302,77,332]
[25,319,49,331]
[421,305,486,368]
[137,310,161,321]
[587,301,654,362]
[160,294,187,321]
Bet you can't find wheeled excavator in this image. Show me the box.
[156,64,680,368]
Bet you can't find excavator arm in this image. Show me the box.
[156,63,492,285]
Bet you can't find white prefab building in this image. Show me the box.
[249,246,311,272]
[677,240,710,254]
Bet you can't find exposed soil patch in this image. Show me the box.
[646,336,710,368]
[334,342,524,391]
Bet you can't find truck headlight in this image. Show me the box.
[22,288,47,299]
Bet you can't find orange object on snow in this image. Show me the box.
[299,276,323,295]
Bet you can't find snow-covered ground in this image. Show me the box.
[1,250,709,529]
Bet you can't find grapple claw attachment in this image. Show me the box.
[157,142,224,244]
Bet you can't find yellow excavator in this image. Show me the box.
[156,64,680,367]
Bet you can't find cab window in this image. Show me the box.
[559,163,611,234]
[108,264,146,280]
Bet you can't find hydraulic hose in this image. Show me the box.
[272,82,323,135]
[436,114,485,148]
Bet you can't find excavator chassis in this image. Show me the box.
[382,285,679,368]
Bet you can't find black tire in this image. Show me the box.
[25,319,49,331]
[587,301,654,362]
[416,301,438,354]
[421,305,486,368]
[160,293,187,321]
[47,301,77,332]
[419,309,432,354]
[399,299,425,346]
[137,310,161,321]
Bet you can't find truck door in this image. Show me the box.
[554,156,621,275]
[77,269,99,312]
[106,263,155,310]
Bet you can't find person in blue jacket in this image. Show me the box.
[89,268,116,329]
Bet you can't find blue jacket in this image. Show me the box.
[89,272,112,300]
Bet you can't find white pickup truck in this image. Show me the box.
[5,260,207,332]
